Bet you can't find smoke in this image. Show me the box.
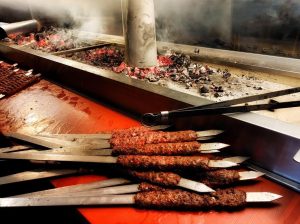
[0,0,299,44]
[154,0,232,46]
[0,0,123,34]
[154,0,300,46]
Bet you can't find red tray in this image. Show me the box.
[1,80,299,224]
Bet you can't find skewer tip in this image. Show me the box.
[246,192,283,202]
[179,178,215,193]
[239,171,265,180]
[201,149,220,154]
[209,160,238,168]
[200,143,230,151]
[197,136,215,141]
[149,125,172,130]
[223,156,249,164]
[196,130,224,138]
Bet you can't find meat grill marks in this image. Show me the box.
[117,155,211,170]
[111,126,154,139]
[110,130,198,148]
[129,171,181,187]
[135,188,247,209]
[0,61,41,98]
[128,170,244,188]
[112,141,202,156]
[0,62,18,75]
[201,169,241,187]
[138,182,164,192]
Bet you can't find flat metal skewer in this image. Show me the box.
[0,152,242,169]
[0,191,282,207]
[0,169,80,186]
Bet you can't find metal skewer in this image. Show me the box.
[142,100,300,126]
[0,169,80,186]
[15,178,131,198]
[0,190,282,208]
[0,152,243,169]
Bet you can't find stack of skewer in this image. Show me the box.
[0,126,282,209]
[0,61,41,99]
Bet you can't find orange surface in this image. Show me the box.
[0,80,299,224]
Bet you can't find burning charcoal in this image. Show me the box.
[87,47,124,68]
[199,85,210,94]
[189,71,200,79]
[194,48,200,54]
[205,65,214,75]
[185,82,193,89]
[170,53,191,68]
[158,55,173,67]
[200,66,207,74]
[205,77,211,82]
[188,64,202,79]
[11,27,91,53]
[215,86,224,93]
[34,33,45,41]
[182,68,189,77]
[214,92,221,98]
[222,69,231,79]
[170,74,180,81]
[113,62,127,73]
[254,86,263,90]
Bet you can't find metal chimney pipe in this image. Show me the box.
[0,19,41,39]
[122,0,158,68]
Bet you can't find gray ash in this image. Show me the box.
[64,47,233,98]
[199,85,210,94]
[169,54,191,68]
[67,47,124,68]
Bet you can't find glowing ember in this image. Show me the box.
[65,47,227,90]
[7,28,246,98]
[9,27,91,53]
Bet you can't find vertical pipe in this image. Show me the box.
[123,0,158,68]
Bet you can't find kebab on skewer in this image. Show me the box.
[37,126,170,140]
[4,130,228,154]
[0,188,282,209]
[0,61,41,99]
[5,127,224,149]
[37,126,223,141]
[0,153,245,170]
[20,141,228,156]
[127,169,263,189]
[0,141,229,156]
[45,168,261,196]
[12,167,262,198]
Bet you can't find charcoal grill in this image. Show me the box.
[0,9,299,222]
